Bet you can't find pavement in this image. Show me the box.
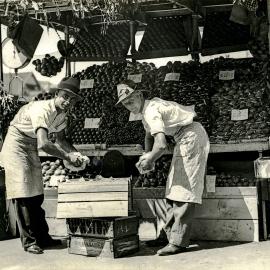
[1,237,270,270]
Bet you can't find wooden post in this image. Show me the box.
[191,14,200,61]
[0,18,4,82]
[65,15,71,77]
[129,21,137,63]
[268,0,270,54]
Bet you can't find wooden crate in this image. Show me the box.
[133,187,259,242]
[42,188,68,237]
[68,235,139,258]
[57,178,131,218]
[66,216,139,239]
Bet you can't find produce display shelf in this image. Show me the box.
[134,48,189,60]
[201,44,249,56]
[69,56,127,62]
[37,139,270,157]
[210,140,270,153]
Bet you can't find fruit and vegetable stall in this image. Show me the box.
[0,0,270,248]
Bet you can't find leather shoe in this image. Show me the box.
[24,245,43,254]
[40,238,62,248]
[157,244,186,256]
[145,238,169,247]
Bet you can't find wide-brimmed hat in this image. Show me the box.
[115,83,137,105]
[57,77,82,100]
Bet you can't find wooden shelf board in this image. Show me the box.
[38,139,270,157]
[201,44,249,56]
[69,56,127,62]
[210,141,269,153]
[133,186,257,200]
[134,48,189,60]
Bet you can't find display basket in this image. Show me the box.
[254,157,270,178]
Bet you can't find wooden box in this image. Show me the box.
[57,178,131,218]
[133,187,259,242]
[68,235,139,258]
[66,216,139,239]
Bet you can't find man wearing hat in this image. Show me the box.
[1,77,84,254]
[116,80,210,256]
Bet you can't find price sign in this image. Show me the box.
[164,73,180,82]
[206,175,216,193]
[128,74,142,83]
[80,79,94,89]
[84,118,100,129]
[129,112,143,121]
[231,109,248,121]
[219,70,235,81]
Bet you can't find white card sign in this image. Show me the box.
[164,73,180,82]
[206,175,216,193]
[129,112,143,121]
[219,70,235,80]
[128,74,142,83]
[80,79,94,89]
[84,118,100,129]
[231,109,248,121]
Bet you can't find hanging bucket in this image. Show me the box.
[230,3,250,25]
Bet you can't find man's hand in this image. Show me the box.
[66,152,83,167]
[138,152,155,171]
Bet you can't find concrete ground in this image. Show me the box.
[1,237,270,270]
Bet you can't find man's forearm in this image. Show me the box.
[38,141,69,160]
[56,140,77,153]
[145,135,154,152]
[147,141,166,163]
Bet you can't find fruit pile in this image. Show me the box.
[42,158,100,188]
[67,62,128,144]
[65,57,270,145]
[209,59,270,142]
[156,61,211,132]
[248,17,269,60]
[133,155,172,188]
[0,89,23,139]
[248,38,269,60]
[101,61,158,145]
[137,16,188,56]
[32,55,65,77]
[201,11,250,55]
[207,166,257,187]
[67,61,157,145]
[70,23,130,59]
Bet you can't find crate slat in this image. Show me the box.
[195,198,258,220]
[133,187,257,199]
[58,180,129,194]
[205,187,257,198]
[57,201,128,218]
[191,219,259,242]
[58,192,128,202]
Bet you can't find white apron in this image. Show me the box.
[165,122,210,204]
[1,126,43,199]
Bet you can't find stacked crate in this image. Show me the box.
[57,178,140,258]
[66,216,139,258]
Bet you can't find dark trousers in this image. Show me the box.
[12,194,51,249]
[163,199,195,247]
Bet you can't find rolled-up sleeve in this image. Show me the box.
[30,108,51,134]
[144,104,165,136]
